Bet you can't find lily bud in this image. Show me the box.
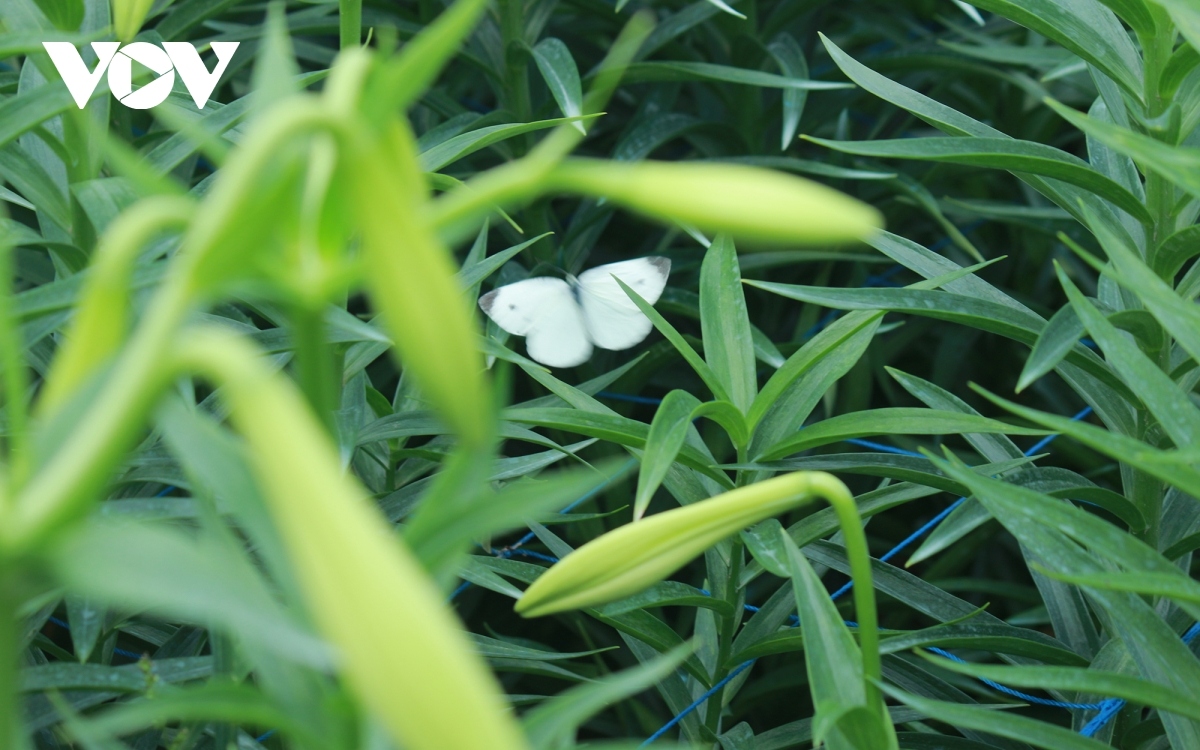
[545,159,882,246]
[516,471,851,617]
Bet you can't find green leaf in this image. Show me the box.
[931,452,1189,587]
[746,278,1133,401]
[920,651,1200,722]
[79,682,317,746]
[1033,566,1200,608]
[473,634,612,662]
[457,232,554,291]
[0,143,71,235]
[818,34,1141,229]
[700,235,756,414]
[614,113,703,161]
[1046,98,1200,199]
[21,658,212,693]
[964,0,1143,98]
[748,311,881,441]
[420,116,597,172]
[880,684,1113,750]
[248,1,299,116]
[780,532,894,750]
[805,135,1152,226]
[1076,203,1200,367]
[49,520,332,668]
[0,82,78,155]
[886,367,1023,461]
[819,34,1003,138]
[1017,303,1082,392]
[692,400,749,450]
[361,0,489,115]
[759,408,1045,461]
[619,61,851,91]
[614,276,731,402]
[502,406,733,488]
[411,460,634,576]
[521,644,693,749]
[64,593,104,664]
[767,34,809,150]
[731,455,1035,497]
[878,620,1090,665]
[1147,0,1200,59]
[721,155,895,180]
[974,385,1200,498]
[1055,263,1200,448]
[1153,224,1200,280]
[749,707,927,750]
[741,518,790,578]
[144,72,326,174]
[636,389,702,520]
[531,38,585,134]
[599,580,735,617]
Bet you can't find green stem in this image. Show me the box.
[706,539,744,733]
[429,11,655,244]
[38,196,194,416]
[0,235,28,489]
[4,278,192,552]
[291,302,339,435]
[1138,19,1178,245]
[4,104,344,554]
[0,578,28,750]
[340,0,362,49]
[499,0,532,126]
[812,473,883,714]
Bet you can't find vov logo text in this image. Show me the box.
[42,41,239,110]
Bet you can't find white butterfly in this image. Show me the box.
[479,257,671,368]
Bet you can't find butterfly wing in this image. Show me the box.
[479,277,592,367]
[576,257,671,351]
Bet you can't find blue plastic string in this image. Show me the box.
[596,391,668,406]
[1079,622,1200,737]
[448,465,630,602]
[638,660,755,747]
[642,406,1108,743]
[843,438,924,458]
[927,647,1104,710]
[827,405,1093,603]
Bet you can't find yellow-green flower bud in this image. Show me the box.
[516,471,853,617]
[545,159,882,247]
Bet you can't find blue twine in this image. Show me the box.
[827,405,1093,603]
[638,660,755,747]
[596,391,668,406]
[448,468,623,602]
[1080,622,1200,737]
[504,548,560,564]
[1079,698,1125,737]
[927,647,1105,710]
[844,438,924,458]
[643,406,1103,743]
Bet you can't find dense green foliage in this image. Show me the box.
[0,0,1198,747]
